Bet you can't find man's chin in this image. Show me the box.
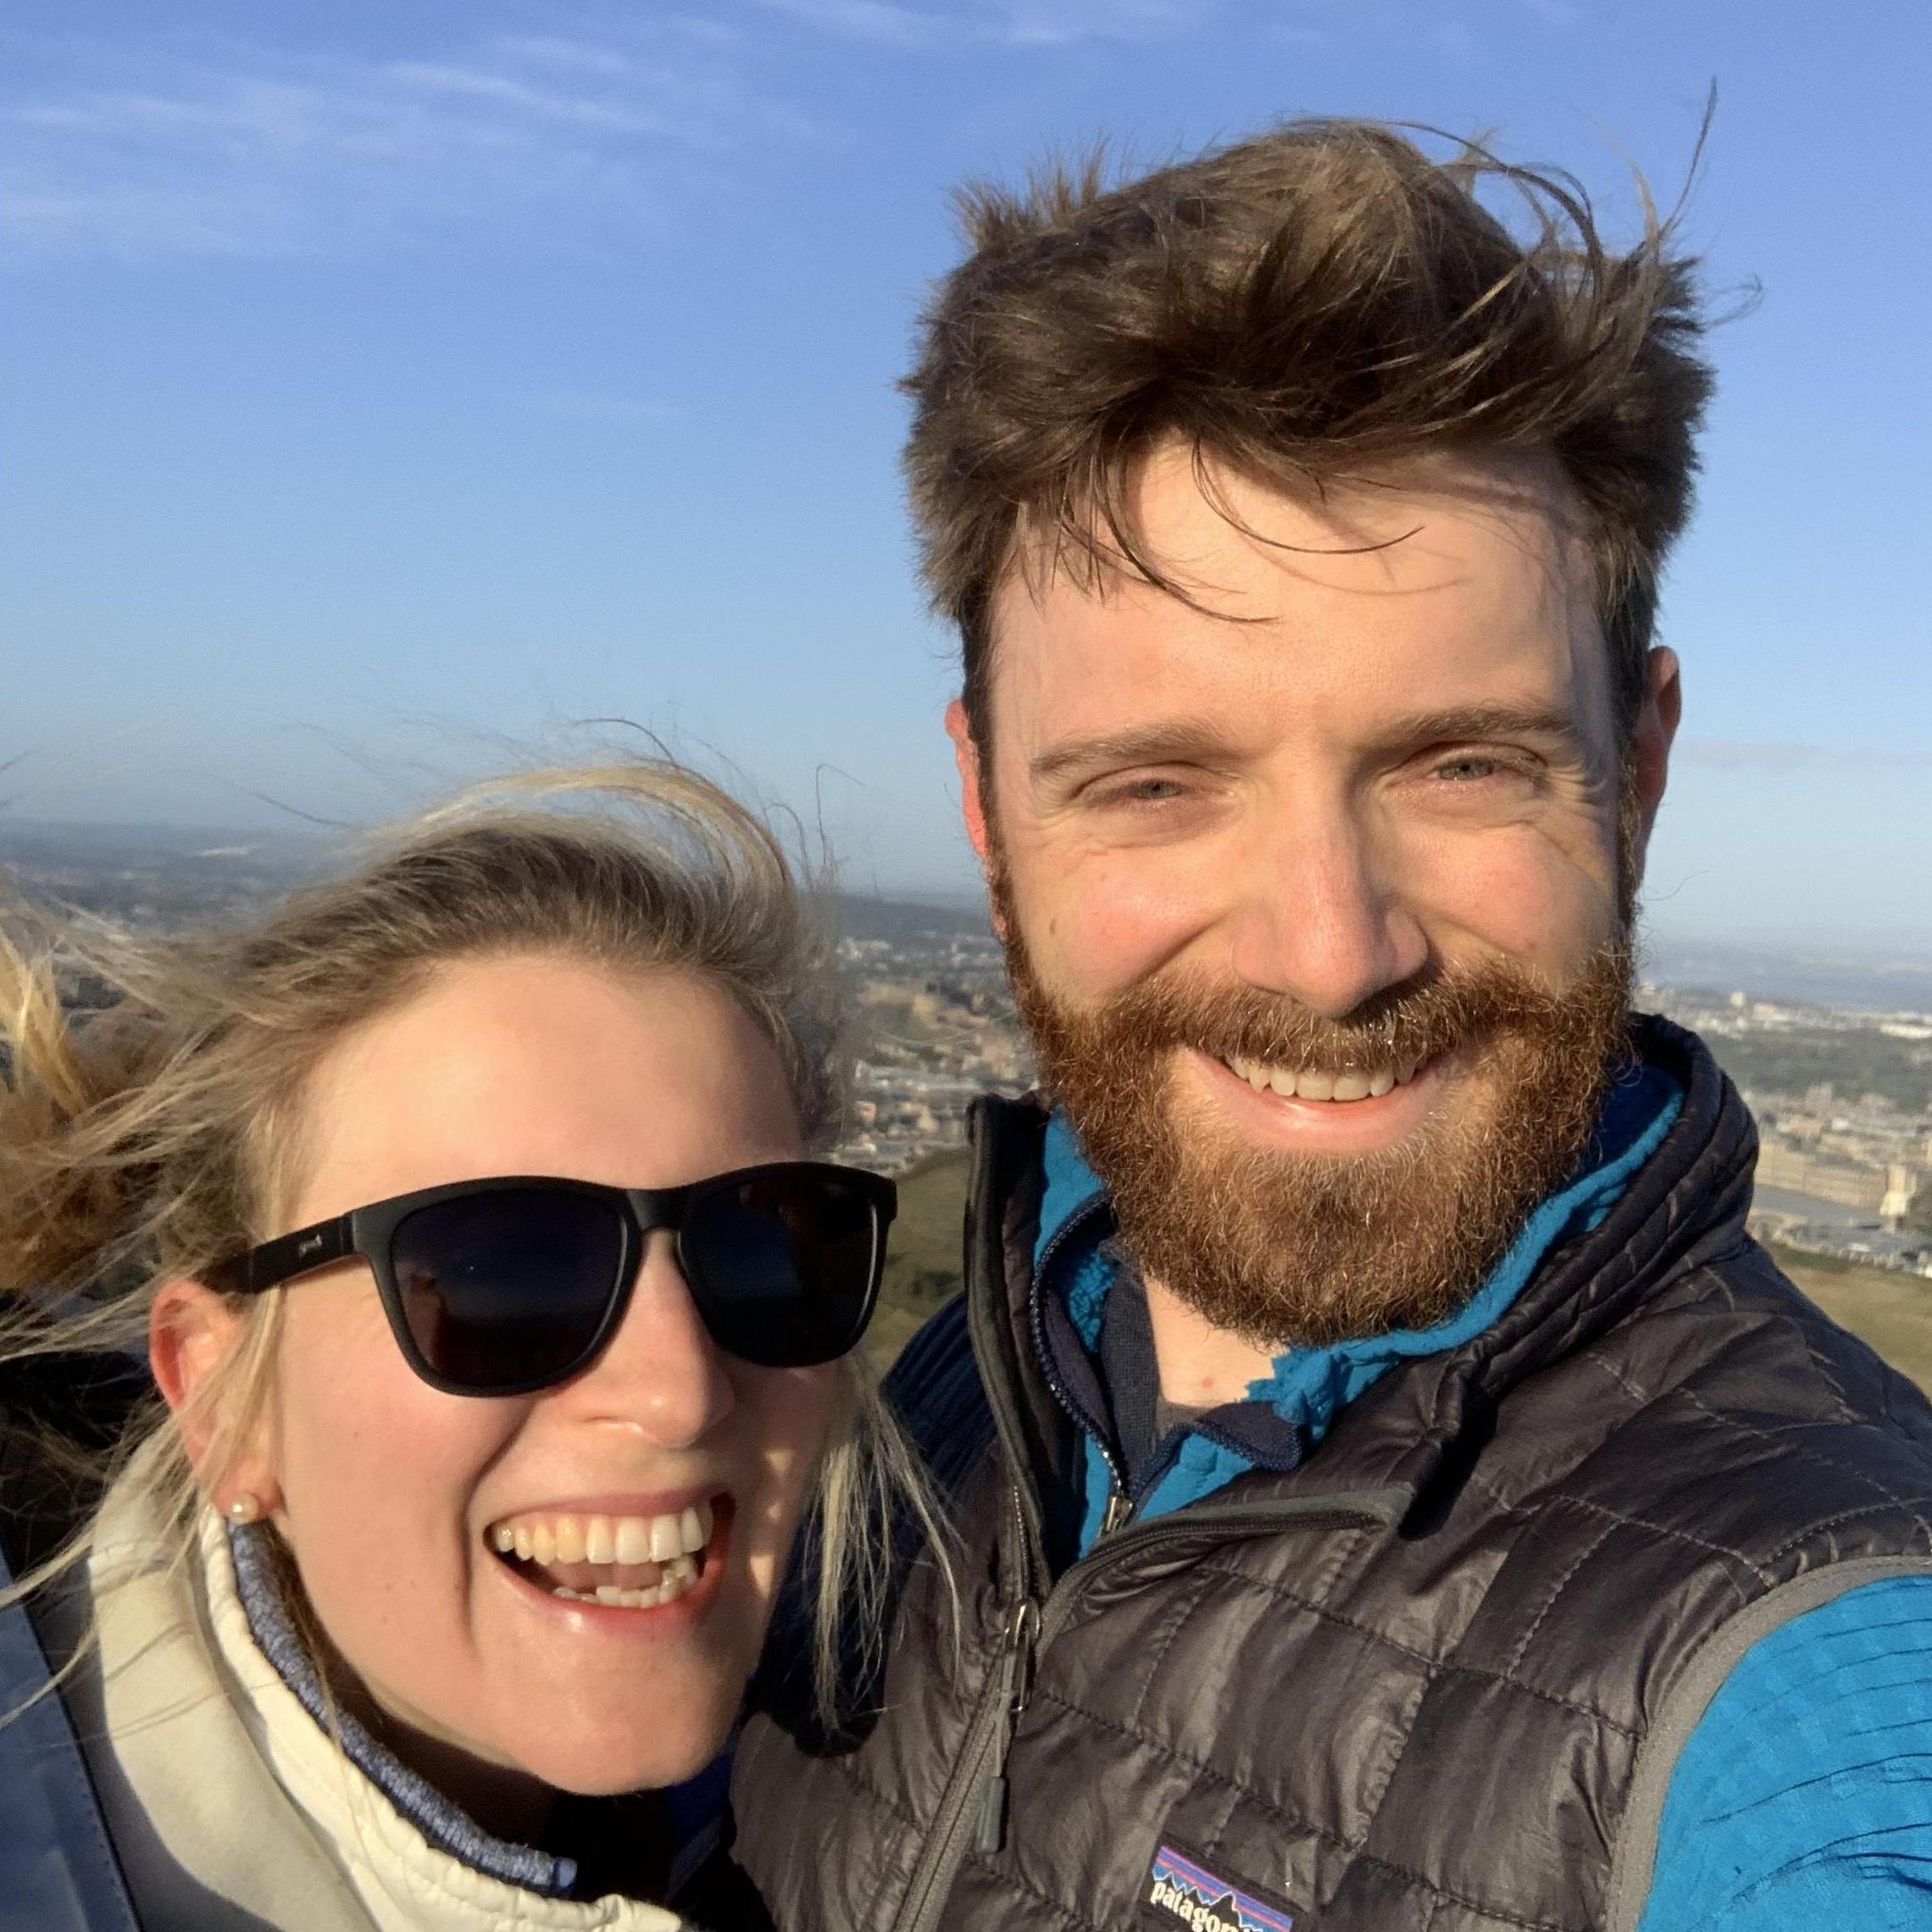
[1002,924,1635,1348]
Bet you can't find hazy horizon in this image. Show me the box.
[7,810,1932,987]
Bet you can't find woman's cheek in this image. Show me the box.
[737,1363,841,1600]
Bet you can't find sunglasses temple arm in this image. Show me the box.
[212,1214,356,1295]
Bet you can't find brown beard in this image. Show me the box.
[995,870,1635,1349]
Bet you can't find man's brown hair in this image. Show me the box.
[902,119,1714,745]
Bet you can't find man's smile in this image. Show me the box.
[1218,1052,1426,1102]
[1184,1045,1456,1156]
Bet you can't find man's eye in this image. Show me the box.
[1099,776,1190,805]
[1433,754,1516,783]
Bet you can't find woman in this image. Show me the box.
[0,763,926,1932]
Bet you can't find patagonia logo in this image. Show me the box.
[1143,1841,1296,1932]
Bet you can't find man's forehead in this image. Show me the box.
[983,445,1606,744]
[997,441,1590,621]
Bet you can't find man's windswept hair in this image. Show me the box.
[902,119,1715,742]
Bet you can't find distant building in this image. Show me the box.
[1881,1163,1924,1227]
[1755,1141,1887,1213]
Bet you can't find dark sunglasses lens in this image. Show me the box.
[389,1190,627,1392]
[684,1170,880,1368]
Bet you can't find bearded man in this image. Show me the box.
[734,122,1932,1932]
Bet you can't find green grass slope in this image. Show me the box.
[1771,1245,1932,1393]
[866,1146,971,1372]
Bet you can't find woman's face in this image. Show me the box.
[245,953,838,1799]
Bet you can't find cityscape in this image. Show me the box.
[5,822,1929,1285]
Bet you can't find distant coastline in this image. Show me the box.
[5,816,1929,1013]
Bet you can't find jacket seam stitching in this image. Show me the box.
[1674,1381,1932,1536]
[797,1736,923,1834]
[1500,1514,1624,1677]
[958,1856,1107,1931]
[1183,1552,1647,1736]
[1575,1346,1651,1407]
[1434,1662,1645,1740]
[1126,1563,1220,1734]
[1028,1685,1359,1856]
[1546,1495,1779,1586]
[1762,1499,1932,1565]
[1346,1851,1585,1932]
[1182,1557,1447,1668]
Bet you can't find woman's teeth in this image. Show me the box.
[553,1556,700,1610]
[486,1502,715,1611]
[1222,1054,1422,1102]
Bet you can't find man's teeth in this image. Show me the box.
[486,1502,714,1610]
[1224,1055,1422,1101]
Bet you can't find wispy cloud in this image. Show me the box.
[1679,739,1932,774]
[0,20,805,260]
[749,0,1209,49]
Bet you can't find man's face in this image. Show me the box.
[951,446,1679,1345]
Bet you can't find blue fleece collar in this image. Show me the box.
[1034,1059,1685,1548]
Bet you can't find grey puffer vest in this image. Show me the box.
[733,1020,1932,1932]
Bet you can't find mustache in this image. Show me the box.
[1071,951,1629,1074]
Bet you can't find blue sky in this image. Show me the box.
[5,0,1929,953]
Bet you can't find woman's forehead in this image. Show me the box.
[284,953,802,1220]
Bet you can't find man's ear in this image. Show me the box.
[150,1278,278,1510]
[1626,646,1681,858]
[945,697,992,867]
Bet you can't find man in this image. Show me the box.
[734,122,1932,1930]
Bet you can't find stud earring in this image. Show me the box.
[225,1493,264,1524]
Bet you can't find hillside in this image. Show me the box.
[866,1146,972,1370]
[869,1159,1932,1397]
[1771,1246,1932,1392]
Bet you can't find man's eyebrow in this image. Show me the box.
[1380,704,1584,749]
[1029,721,1235,787]
[1029,706,1585,786]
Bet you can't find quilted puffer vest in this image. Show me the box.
[732,1021,1932,1932]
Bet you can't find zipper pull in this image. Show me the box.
[1099,1490,1134,1539]
[975,1597,1040,1855]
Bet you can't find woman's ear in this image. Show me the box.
[150,1279,280,1517]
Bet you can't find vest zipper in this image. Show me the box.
[974,1595,1041,1853]
[1027,1191,1130,1505]
[894,1485,1034,1932]
[904,1105,1400,1932]
[891,1490,1396,1932]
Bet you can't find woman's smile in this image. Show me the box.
[486,1491,727,1615]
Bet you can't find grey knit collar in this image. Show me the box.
[226,1522,579,1898]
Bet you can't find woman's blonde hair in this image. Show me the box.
[0,760,939,1720]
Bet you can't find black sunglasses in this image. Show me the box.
[208,1161,897,1396]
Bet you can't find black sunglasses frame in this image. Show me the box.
[207,1160,897,1397]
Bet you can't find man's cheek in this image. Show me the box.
[1410,830,1618,971]
[1038,865,1214,996]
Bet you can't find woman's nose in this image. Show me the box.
[559,1230,736,1446]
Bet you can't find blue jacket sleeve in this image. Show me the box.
[1636,1575,1932,1930]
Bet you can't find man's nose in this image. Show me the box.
[1224,806,1430,1019]
[557,1231,736,1447]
